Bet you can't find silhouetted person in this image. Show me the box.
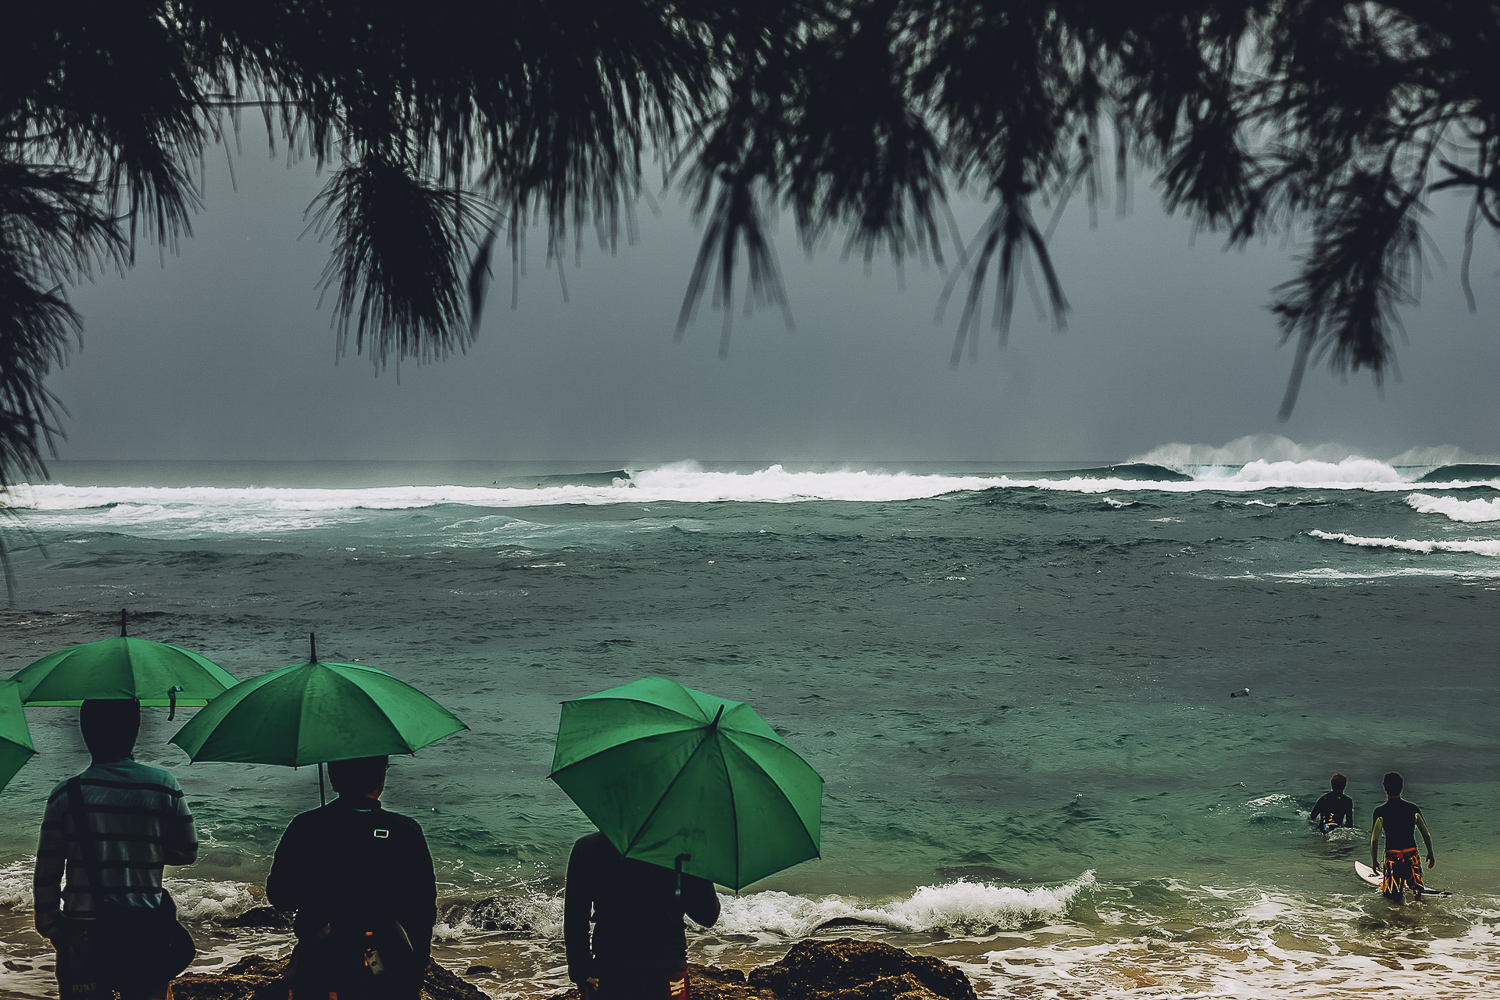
[1309,772,1354,831]
[1370,771,1436,899]
[268,757,436,1000]
[565,833,720,1000]
[34,699,198,1000]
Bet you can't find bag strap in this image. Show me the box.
[65,778,109,910]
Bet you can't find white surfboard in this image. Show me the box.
[1356,860,1451,896]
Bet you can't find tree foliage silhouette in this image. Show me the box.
[4,0,1500,488]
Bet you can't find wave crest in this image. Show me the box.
[1308,529,1500,557]
[1408,493,1500,523]
[715,874,1094,938]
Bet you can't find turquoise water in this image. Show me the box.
[1,455,1498,998]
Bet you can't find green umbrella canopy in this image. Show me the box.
[11,610,236,707]
[549,676,823,890]
[169,654,466,767]
[0,680,38,793]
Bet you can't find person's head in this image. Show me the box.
[328,755,389,799]
[1383,771,1404,796]
[80,699,140,761]
[1330,773,1347,793]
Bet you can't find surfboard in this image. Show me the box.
[1355,860,1452,897]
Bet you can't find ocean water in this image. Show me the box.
[1,449,1498,998]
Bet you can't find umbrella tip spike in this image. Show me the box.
[120,608,127,637]
[309,632,317,663]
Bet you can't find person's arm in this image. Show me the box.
[266,815,308,912]
[163,777,198,867]
[1308,794,1326,824]
[563,839,595,984]
[681,874,720,929]
[1339,797,1354,828]
[407,823,436,968]
[1415,812,1435,868]
[33,787,67,940]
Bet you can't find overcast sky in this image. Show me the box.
[45,127,1500,465]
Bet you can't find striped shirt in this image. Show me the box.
[33,757,198,938]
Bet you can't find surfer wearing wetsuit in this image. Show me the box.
[1369,771,1435,899]
[1309,773,1354,830]
[564,832,720,1000]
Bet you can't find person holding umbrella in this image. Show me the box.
[551,677,824,1000]
[565,832,721,1000]
[267,756,436,1000]
[34,699,198,1000]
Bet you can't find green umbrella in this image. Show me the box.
[169,638,466,767]
[11,609,236,711]
[549,676,822,890]
[0,679,38,793]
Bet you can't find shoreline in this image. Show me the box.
[0,939,977,1000]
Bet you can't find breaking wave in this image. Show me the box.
[1408,493,1500,523]
[1308,529,1500,557]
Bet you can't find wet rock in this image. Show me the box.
[444,895,542,934]
[748,939,978,1000]
[169,955,489,1000]
[545,942,976,1000]
[547,964,776,1000]
[221,907,294,930]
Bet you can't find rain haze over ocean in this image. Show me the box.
[3,120,1500,999]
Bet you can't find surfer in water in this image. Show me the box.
[1370,771,1435,899]
[1309,772,1354,831]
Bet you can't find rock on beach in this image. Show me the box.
[165,940,978,1000]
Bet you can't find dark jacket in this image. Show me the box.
[268,796,435,997]
[564,832,720,983]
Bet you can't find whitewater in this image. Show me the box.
[2,446,1498,998]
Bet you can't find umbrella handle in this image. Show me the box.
[167,685,183,721]
[674,853,691,902]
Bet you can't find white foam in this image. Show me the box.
[1408,493,1500,523]
[1308,529,1500,557]
[714,874,1094,938]
[434,890,565,941]
[971,894,1500,1000]
[0,861,32,908]
[1221,458,1406,484]
[0,863,260,922]
[11,455,1500,539]
[167,878,263,921]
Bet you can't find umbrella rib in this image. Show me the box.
[724,733,740,889]
[724,735,822,863]
[622,728,718,858]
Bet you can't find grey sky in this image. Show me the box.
[45,128,1500,465]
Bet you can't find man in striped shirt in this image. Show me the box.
[33,699,198,1000]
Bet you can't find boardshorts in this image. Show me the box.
[1381,847,1424,897]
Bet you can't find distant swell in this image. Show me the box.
[1308,529,1500,557]
[1416,464,1500,483]
[1408,493,1500,523]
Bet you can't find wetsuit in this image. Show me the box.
[267,796,435,1000]
[1370,797,1429,897]
[564,832,721,1000]
[1309,791,1353,830]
